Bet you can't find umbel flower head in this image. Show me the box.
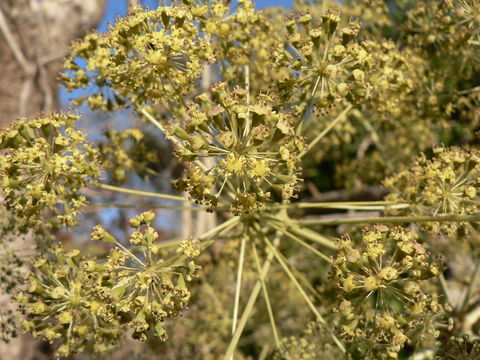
[403,0,480,56]
[0,112,100,234]
[62,4,215,110]
[274,321,343,360]
[385,146,480,236]
[91,211,200,342]
[274,8,372,116]
[435,334,480,359]
[329,226,447,359]
[169,83,304,214]
[199,0,287,96]
[18,211,201,357]
[98,128,159,184]
[17,245,119,358]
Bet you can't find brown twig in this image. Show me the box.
[306,183,389,202]
[0,6,35,74]
[128,0,142,11]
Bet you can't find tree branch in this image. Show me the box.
[128,0,141,11]
[0,6,34,74]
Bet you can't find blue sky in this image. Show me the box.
[99,0,293,31]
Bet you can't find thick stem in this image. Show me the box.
[294,214,480,226]
[268,201,409,211]
[89,182,191,202]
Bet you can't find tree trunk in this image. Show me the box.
[0,0,107,127]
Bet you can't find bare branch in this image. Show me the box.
[128,0,142,11]
[19,78,34,117]
[306,183,388,202]
[0,6,34,74]
[38,50,69,66]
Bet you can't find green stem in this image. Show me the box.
[223,237,279,360]
[115,240,145,267]
[198,216,240,242]
[268,202,409,211]
[269,221,332,263]
[258,345,270,360]
[252,242,281,349]
[439,274,454,308]
[266,216,337,250]
[90,202,206,211]
[89,182,191,202]
[232,236,247,335]
[299,104,353,158]
[262,236,345,353]
[155,239,183,249]
[461,258,480,312]
[294,214,480,226]
[140,108,183,148]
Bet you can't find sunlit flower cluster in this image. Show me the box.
[62,5,215,110]
[170,83,304,214]
[201,0,287,95]
[0,113,100,234]
[4,1,480,359]
[18,211,200,357]
[91,211,200,341]
[274,8,372,115]
[17,245,119,358]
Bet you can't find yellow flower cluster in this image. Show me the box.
[17,245,119,358]
[329,226,447,358]
[169,83,304,214]
[0,113,100,235]
[385,147,480,236]
[91,211,199,342]
[274,9,372,116]
[19,211,200,357]
[62,5,215,110]
[202,0,287,95]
